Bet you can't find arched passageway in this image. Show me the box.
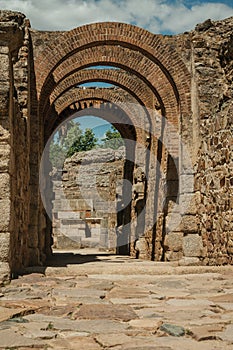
[34,22,192,265]
[1,12,233,282]
[0,14,201,280]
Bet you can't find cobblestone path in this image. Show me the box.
[0,249,233,349]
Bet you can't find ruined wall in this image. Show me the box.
[0,11,48,283]
[193,19,233,265]
[0,11,31,281]
[162,17,233,265]
[30,15,233,266]
[52,147,125,250]
[0,11,233,282]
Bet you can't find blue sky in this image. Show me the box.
[77,116,110,140]
[0,0,232,34]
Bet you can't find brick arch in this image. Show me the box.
[44,71,156,124]
[55,104,137,143]
[54,87,137,114]
[45,68,157,125]
[46,88,149,144]
[35,22,191,117]
[49,69,157,110]
[39,45,178,122]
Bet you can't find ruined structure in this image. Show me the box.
[0,9,232,282]
[52,147,125,250]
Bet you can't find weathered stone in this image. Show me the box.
[189,324,224,341]
[0,200,11,232]
[0,144,10,172]
[49,336,102,350]
[178,257,201,266]
[181,215,199,233]
[73,304,138,321]
[107,286,150,299]
[129,318,162,330]
[164,232,183,252]
[166,298,212,307]
[217,324,233,343]
[0,173,10,199]
[95,333,132,348]
[209,293,233,303]
[0,329,44,348]
[180,193,198,215]
[195,19,213,32]
[0,306,31,322]
[180,174,195,194]
[0,232,10,261]
[160,323,185,337]
[165,250,183,261]
[183,234,204,257]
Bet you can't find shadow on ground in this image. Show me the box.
[46,252,113,266]
[19,251,120,276]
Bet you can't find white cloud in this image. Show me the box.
[0,0,232,33]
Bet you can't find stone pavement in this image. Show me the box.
[0,249,233,349]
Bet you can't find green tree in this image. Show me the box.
[101,126,124,149]
[67,128,97,156]
[49,121,98,167]
[49,140,66,169]
[62,121,83,152]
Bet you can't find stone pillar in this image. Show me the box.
[0,45,12,282]
[179,139,203,265]
[0,11,33,281]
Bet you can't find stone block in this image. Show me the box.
[164,232,183,251]
[180,193,199,215]
[166,213,182,232]
[180,174,194,194]
[183,234,204,257]
[180,149,195,174]
[74,304,137,321]
[165,250,183,261]
[90,227,101,237]
[0,261,10,283]
[58,211,80,219]
[181,215,198,232]
[0,232,10,262]
[70,199,93,211]
[100,232,108,247]
[0,144,10,172]
[0,173,10,199]
[0,199,11,231]
[0,124,10,142]
[56,235,82,249]
[178,257,201,266]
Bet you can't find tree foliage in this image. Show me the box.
[49,122,124,169]
[50,121,97,168]
[101,126,124,149]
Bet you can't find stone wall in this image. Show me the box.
[52,147,125,250]
[0,11,47,283]
[161,17,233,265]
[0,11,31,281]
[193,18,233,265]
